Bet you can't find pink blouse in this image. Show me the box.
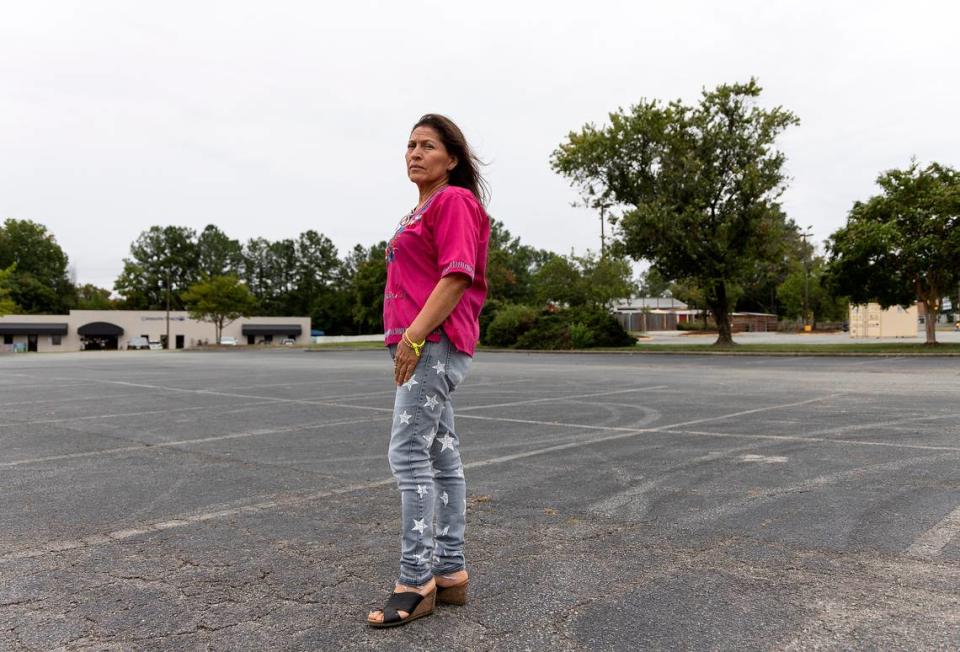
[383,186,490,356]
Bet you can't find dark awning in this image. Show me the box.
[0,323,69,336]
[241,324,302,336]
[78,322,124,336]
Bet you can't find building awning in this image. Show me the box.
[241,324,302,336]
[78,322,124,336]
[0,323,69,336]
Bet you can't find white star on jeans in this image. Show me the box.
[398,410,412,425]
[438,433,455,452]
[402,377,418,391]
[421,427,437,448]
[416,549,431,564]
[431,360,446,375]
[438,525,450,537]
[423,394,440,410]
[416,484,429,498]
[440,491,449,506]
[454,466,464,478]
[412,518,427,534]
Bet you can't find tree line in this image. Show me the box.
[3,78,957,345]
[0,217,639,340]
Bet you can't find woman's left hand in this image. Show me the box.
[394,341,419,385]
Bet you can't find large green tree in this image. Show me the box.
[0,264,18,315]
[777,257,848,327]
[197,225,244,278]
[532,251,635,308]
[828,161,960,345]
[532,254,586,306]
[292,230,344,329]
[0,219,75,313]
[349,242,388,334]
[552,79,800,344]
[735,209,809,316]
[638,268,671,298]
[75,284,116,310]
[182,275,259,344]
[114,226,199,309]
[486,218,552,304]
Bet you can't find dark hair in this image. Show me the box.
[413,113,489,205]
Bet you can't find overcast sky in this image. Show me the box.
[2,1,958,289]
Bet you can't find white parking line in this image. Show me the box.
[0,400,281,428]
[0,415,384,468]
[31,377,665,420]
[0,480,399,562]
[456,385,668,412]
[906,505,960,558]
[9,392,142,408]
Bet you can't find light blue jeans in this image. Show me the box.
[388,334,472,587]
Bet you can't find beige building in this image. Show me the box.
[0,310,311,353]
[848,303,919,338]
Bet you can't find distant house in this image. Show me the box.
[613,296,690,311]
[613,297,777,333]
[612,296,701,331]
[730,312,779,333]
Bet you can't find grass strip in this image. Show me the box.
[305,340,385,350]
[631,342,960,354]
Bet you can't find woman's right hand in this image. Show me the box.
[394,340,419,385]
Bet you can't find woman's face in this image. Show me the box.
[406,126,457,188]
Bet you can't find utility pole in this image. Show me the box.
[165,269,171,350]
[800,226,814,330]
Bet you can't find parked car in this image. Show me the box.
[127,337,149,350]
[148,341,163,350]
[219,336,238,346]
[280,337,297,346]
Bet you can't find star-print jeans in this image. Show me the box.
[388,333,472,587]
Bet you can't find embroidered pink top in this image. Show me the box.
[383,185,490,356]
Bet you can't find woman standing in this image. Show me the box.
[367,114,491,628]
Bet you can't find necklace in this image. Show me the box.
[411,184,448,216]
[398,184,447,230]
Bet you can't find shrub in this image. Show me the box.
[516,311,571,349]
[569,321,595,348]
[478,299,502,343]
[483,303,539,347]
[570,305,636,347]
[514,305,635,350]
[677,320,713,331]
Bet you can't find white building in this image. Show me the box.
[0,310,310,353]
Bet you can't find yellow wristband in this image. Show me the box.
[402,332,425,357]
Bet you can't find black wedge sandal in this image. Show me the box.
[368,587,436,629]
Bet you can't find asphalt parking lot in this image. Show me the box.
[3,349,960,650]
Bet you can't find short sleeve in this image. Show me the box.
[430,190,481,283]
